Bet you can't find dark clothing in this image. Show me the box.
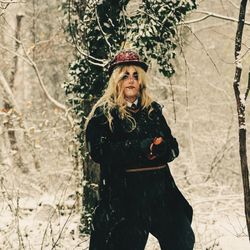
[86,101,194,250]
[86,102,178,170]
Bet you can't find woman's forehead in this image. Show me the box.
[120,65,138,73]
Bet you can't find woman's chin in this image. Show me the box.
[124,91,138,99]
[124,96,137,102]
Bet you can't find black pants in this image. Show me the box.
[89,168,195,250]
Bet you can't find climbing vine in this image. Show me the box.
[62,0,196,232]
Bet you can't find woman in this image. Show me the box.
[85,50,195,250]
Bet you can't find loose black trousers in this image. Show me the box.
[89,168,195,250]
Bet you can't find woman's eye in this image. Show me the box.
[133,74,138,80]
[121,74,129,80]
[121,72,138,80]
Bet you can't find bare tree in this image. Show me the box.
[3,14,25,171]
[233,0,250,239]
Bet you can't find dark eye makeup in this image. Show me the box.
[133,72,139,80]
[121,71,139,81]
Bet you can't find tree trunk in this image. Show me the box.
[3,14,26,172]
[233,0,250,239]
[239,127,250,238]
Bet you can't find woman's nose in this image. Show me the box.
[129,77,134,83]
[128,75,136,83]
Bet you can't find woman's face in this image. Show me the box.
[120,66,140,103]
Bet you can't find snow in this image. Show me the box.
[1,195,249,249]
[0,199,89,249]
[0,163,249,249]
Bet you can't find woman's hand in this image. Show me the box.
[147,137,165,160]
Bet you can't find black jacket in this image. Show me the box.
[86,101,193,223]
[86,101,179,170]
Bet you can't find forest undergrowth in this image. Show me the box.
[0,128,248,250]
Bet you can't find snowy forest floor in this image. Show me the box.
[0,167,249,250]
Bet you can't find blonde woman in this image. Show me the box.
[85,50,194,250]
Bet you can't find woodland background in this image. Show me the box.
[0,0,250,249]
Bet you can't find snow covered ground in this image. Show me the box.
[0,193,249,249]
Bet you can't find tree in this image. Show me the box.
[2,13,25,172]
[232,0,250,239]
[64,0,196,232]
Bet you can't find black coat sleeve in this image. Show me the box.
[85,108,153,166]
[151,102,179,163]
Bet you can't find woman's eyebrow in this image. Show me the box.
[121,71,137,77]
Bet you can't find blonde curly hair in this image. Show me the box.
[84,65,153,131]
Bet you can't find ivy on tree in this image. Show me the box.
[63,0,196,232]
[64,0,196,118]
[129,0,196,77]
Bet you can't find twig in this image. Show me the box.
[72,237,89,249]
[40,209,56,250]
[121,6,128,49]
[0,71,18,108]
[51,201,76,249]
[169,78,176,122]
[177,28,190,107]
[21,44,66,111]
[0,1,25,3]
[244,69,250,100]
[15,191,25,250]
[185,25,221,75]
[75,45,107,67]
[0,1,25,17]
[95,7,111,56]
[0,177,16,213]
[182,10,250,26]
[227,0,240,9]
[40,170,76,249]
[205,130,235,182]
[193,195,244,205]
[222,214,247,237]
[50,221,55,247]
[0,43,32,65]
[0,34,74,127]
[136,9,162,27]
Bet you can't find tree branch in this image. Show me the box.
[227,0,240,9]
[245,69,250,100]
[21,43,74,127]
[169,78,176,122]
[0,1,25,3]
[0,71,18,108]
[75,45,107,67]
[185,25,221,75]
[181,10,250,26]
[95,7,112,55]
[21,44,65,111]
[0,43,32,65]
[0,35,74,127]
[0,0,25,16]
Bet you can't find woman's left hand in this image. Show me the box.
[151,137,167,156]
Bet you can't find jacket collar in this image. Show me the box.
[126,98,139,108]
